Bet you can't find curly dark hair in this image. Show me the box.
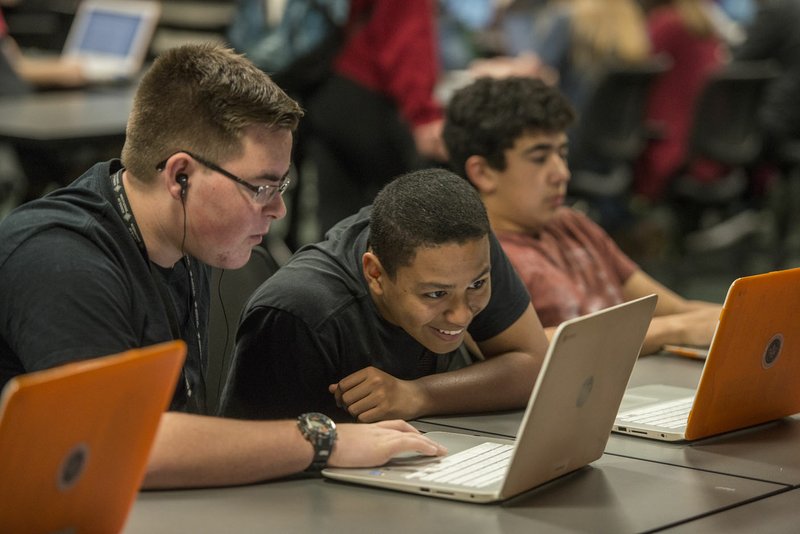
[369,168,490,278]
[443,77,576,178]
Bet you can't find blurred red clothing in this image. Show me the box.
[334,0,442,128]
[635,5,725,201]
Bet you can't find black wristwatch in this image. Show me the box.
[297,412,337,471]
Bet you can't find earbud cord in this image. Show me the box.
[181,191,207,414]
[215,268,231,404]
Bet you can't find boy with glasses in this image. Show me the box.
[0,43,445,489]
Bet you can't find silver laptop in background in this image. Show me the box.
[323,295,657,503]
[62,0,160,83]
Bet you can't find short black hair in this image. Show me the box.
[369,168,490,278]
[443,76,576,178]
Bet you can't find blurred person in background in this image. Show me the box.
[304,0,448,238]
[634,0,727,203]
[0,6,88,207]
[526,0,651,114]
[0,7,85,90]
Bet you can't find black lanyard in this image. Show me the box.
[111,169,204,405]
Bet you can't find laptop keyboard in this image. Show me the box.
[617,397,694,429]
[404,442,513,488]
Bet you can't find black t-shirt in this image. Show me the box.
[219,207,531,421]
[0,160,210,413]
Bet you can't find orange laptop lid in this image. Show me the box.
[0,340,186,533]
[686,267,800,440]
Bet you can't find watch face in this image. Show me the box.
[303,412,335,437]
[306,414,333,436]
[298,413,336,470]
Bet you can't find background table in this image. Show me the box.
[0,85,135,200]
[0,86,134,147]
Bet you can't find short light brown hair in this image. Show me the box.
[122,43,304,182]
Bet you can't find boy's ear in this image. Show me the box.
[362,251,386,295]
[465,155,499,194]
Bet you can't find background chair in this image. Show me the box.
[669,60,778,255]
[0,41,31,216]
[205,238,285,414]
[771,140,800,267]
[567,56,671,231]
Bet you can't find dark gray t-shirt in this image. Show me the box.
[220,207,531,421]
[0,160,210,413]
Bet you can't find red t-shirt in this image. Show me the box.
[334,0,442,127]
[497,208,638,328]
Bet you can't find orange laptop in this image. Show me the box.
[0,340,186,533]
[615,267,800,441]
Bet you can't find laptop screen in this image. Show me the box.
[76,10,142,57]
[63,0,161,79]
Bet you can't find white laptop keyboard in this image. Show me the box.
[617,397,694,429]
[404,442,513,488]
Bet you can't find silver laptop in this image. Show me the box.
[322,295,657,503]
[62,0,160,83]
[614,267,800,442]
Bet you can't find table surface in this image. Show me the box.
[124,454,786,534]
[124,352,800,533]
[661,487,800,533]
[415,353,800,487]
[0,86,134,145]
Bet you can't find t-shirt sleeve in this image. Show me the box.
[468,232,531,342]
[219,304,344,420]
[0,229,140,374]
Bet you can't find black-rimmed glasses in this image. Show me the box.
[156,150,290,205]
